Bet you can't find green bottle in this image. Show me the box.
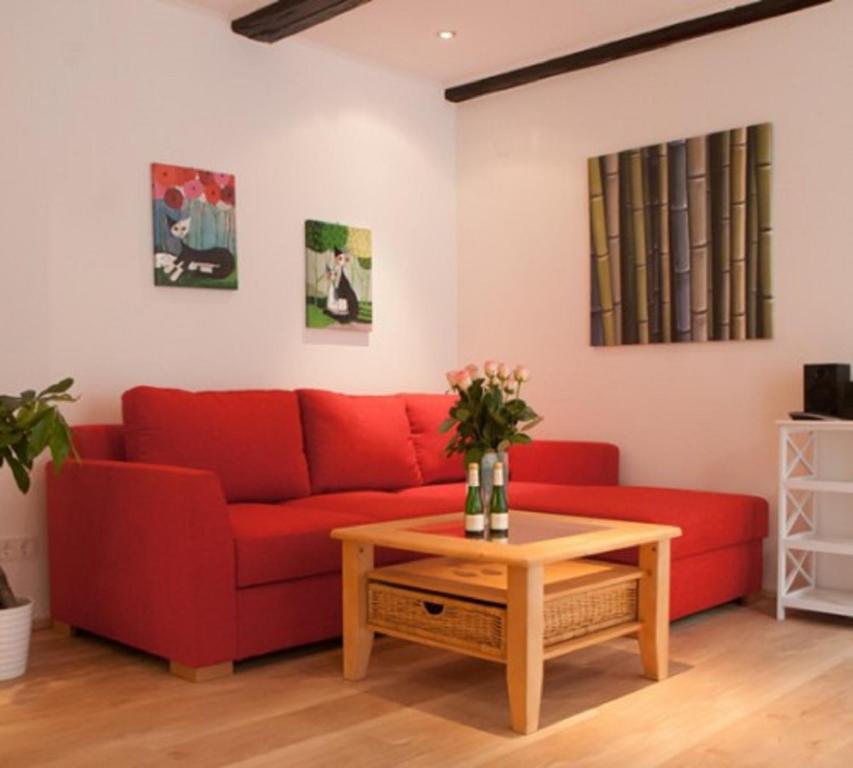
[464,463,485,538]
[489,461,509,540]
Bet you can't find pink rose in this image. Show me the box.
[484,360,498,377]
[457,371,473,391]
[445,370,460,388]
[497,363,510,380]
[465,363,479,377]
[513,365,530,383]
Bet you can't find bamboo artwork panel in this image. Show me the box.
[588,123,773,346]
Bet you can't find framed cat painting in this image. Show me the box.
[151,162,238,289]
[305,220,373,331]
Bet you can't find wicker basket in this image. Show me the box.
[368,575,638,660]
[544,581,638,647]
[368,582,506,659]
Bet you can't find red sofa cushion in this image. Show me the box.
[231,490,459,586]
[71,425,126,461]
[229,503,365,587]
[501,482,768,559]
[286,488,462,522]
[298,390,423,493]
[403,394,465,484]
[122,386,311,503]
[510,440,619,486]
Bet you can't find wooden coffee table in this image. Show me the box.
[331,511,681,734]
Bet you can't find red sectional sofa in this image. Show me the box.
[47,386,768,676]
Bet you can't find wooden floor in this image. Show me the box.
[1,601,851,767]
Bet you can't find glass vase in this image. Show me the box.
[479,450,509,511]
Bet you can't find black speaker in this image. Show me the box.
[804,363,851,416]
[841,382,853,420]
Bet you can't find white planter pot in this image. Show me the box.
[0,598,33,681]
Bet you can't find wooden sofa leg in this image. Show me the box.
[169,660,234,682]
[53,620,76,637]
[738,590,764,607]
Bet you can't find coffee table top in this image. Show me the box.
[331,510,681,566]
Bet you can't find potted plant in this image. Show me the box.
[441,361,541,503]
[0,378,76,681]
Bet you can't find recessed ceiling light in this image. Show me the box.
[437,30,456,41]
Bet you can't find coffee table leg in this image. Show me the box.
[638,539,670,681]
[506,563,545,734]
[342,541,374,681]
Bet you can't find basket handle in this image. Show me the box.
[421,600,445,617]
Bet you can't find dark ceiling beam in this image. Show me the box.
[445,0,832,103]
[232,0,372,43]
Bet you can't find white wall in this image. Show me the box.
[457,1,853,590]
[0,0,456,617]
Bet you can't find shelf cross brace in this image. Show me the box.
[784,432,816,479]
[784,491,815,537]
[784,549,814,594]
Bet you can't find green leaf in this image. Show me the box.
[37,378,74,398]
[48,429,71,471]
[27,409,56,458]
[55,413,79,462]
[17,404,53,430]
[438,417,457,434]
[0,377,77,493]
[464,446,485,464]
[510,433,533,445]
[4,452,31,493]
[11,439,32,468]
[0,431,23,448]
[0,395,23,411]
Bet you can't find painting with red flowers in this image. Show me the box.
[151,162,238,289]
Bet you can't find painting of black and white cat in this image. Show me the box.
[151,162,238,290]
[155,215,236,283]
[305,219,373,331]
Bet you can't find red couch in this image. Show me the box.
[47,386,767,678]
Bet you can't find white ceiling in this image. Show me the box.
[177,0,752,85]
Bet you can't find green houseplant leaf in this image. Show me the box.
[0,378,78,608]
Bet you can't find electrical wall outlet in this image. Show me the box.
[0,537,37,562]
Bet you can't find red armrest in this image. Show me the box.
[47,459,237,667]
[511,440,619,486]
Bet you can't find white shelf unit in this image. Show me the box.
[777,420,853,620]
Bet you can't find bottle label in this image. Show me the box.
[465,514,485,533]
[490,512,509,532]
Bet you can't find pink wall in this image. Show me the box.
[456,1,853,590]
[0,0,456,617]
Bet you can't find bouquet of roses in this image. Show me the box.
[440,361,542,464]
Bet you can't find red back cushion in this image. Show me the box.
[71,425,126,461]
[122,386,311,503]
[298,389,423,493]
[404,394,464,484]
